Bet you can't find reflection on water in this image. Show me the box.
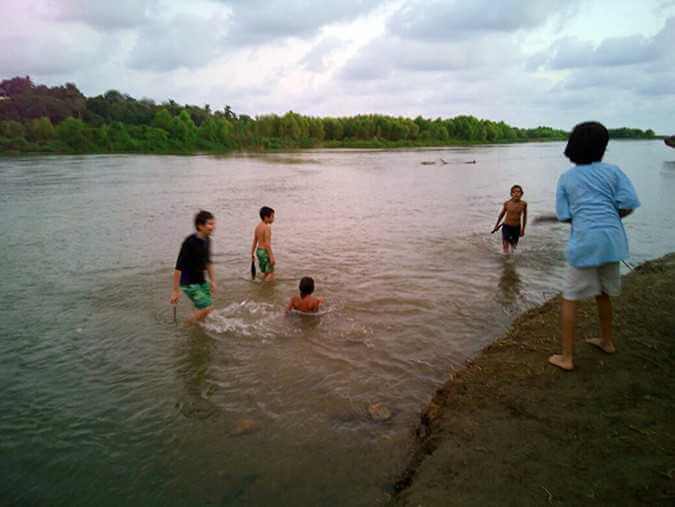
[497,256,523,306]
[1,141,674,505]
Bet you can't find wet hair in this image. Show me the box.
[510,185,523,195]
[564,121,609,165]
[194,210,214,229]
[259,206,275,220]
[299,276,314,297]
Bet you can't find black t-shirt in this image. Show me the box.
[175,233,211,286]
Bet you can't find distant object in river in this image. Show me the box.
[665,136,675,148]
[420,159,477,165]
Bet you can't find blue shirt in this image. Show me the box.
[556,162,640,268]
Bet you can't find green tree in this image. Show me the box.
[27,117,55,142]
[153,109,173,131]
[0,120,26,139]
[56,117,88,151]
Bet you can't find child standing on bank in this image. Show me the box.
[287,277,324,313]
[170,210,217,324]
[251,206,276,282]
[548,121,640,371]
[492,185,527,254]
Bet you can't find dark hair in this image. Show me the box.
[564,121,609,165]
[194,210,214,229]
[510,184,523,195]
[299,276,314,297]
[259,206,275,220]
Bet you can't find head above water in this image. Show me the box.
[564,121,609,165]
[510,185,523,198]
[299,276,314,297]
[194,210,215,234]
[259,206,275,223]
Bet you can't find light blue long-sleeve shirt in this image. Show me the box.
[556,162,640,268]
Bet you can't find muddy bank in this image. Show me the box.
[394,254,675,506]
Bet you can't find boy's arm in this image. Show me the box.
[170,269,181,304]
[250,229,258,258]
[287,297,296,312]
[206,262,217,294]
[521,202,527,236]
[492,205,506,232]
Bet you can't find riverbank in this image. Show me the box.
[394,254,675,506]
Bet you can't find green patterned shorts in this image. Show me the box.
[256,248,274,273]
[181,283,212,309]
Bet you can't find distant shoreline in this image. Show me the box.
[1,136,665,158]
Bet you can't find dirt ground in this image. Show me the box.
[393,254,675,506]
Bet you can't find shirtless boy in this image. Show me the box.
[287,277,324,313]
[251,206,275,282]
[492,185,527,254]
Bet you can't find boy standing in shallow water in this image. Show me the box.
[287,277,324,313]
[492,185,527,254]
[170,210,217,324]
[549,121,640,371]
[251,206,275,282]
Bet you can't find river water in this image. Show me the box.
[1,141,673,505]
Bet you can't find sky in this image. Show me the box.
[2,0,675,132]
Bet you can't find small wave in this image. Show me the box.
[203,301,280,338]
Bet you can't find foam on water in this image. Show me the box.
[203,300,281,338]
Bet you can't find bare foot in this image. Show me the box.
[548,354,574,371]
[585,338,616,354]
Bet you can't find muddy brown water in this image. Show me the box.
[1,142,673,505]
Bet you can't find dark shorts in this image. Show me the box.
[181,283,212,309]
[501,224,520,246]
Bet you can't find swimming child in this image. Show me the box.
[492,185,527,254]
[548,121,640,371]
[170,210,217,324]
[287,277,324,313]
[251,206,276,282]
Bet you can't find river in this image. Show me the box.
[1,141,673,505]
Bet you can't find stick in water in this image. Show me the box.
[251,260,256,280]
[173,305,177,325]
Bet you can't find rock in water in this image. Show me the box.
[368,403,392,421]
[232,418,258,435]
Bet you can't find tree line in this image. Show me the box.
[0,76,656,154]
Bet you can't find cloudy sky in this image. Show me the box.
[3,0,675,132]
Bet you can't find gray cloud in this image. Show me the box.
[127,13,228,71]
[388,0,578,40]
[340,33,522,81]
[539,16,674,70]
[49,0,159,30]
[219,0,385,46]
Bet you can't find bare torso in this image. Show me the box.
[289,295,322,313]
[504,199,527,226]
[254,222,271,249]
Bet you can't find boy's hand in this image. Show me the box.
[210,281,217,295]
[271,255,276,265]
[170,289,181,305]
[520,229,525,237]
[491,226,499,234]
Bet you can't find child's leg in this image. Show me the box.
[586,293,615,353]
[189,307,212,323]
[502,240,510,254]
[549,298,576,370]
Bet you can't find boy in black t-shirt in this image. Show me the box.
[170,210,217,323]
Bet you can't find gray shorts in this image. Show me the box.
[563,262,621,301]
